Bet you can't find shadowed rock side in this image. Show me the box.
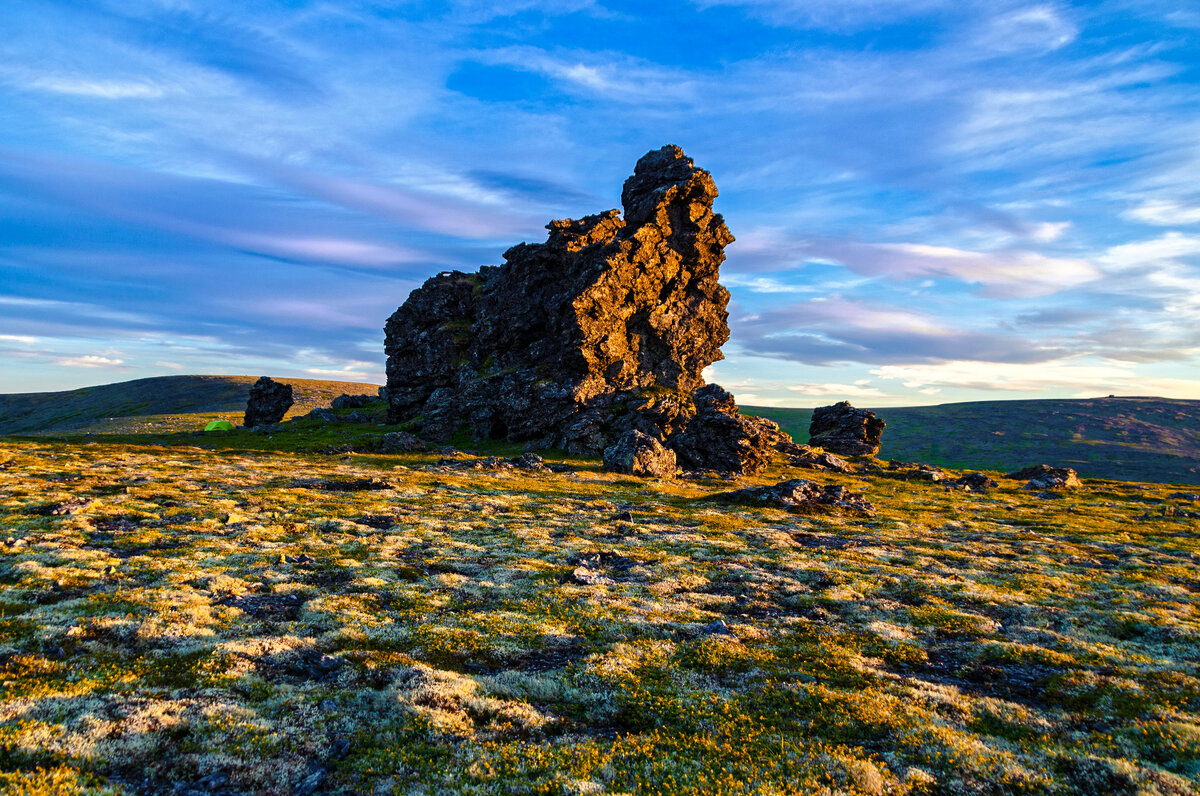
[244,377,293,428]
[384,145,784,473]
[808,401,885,457]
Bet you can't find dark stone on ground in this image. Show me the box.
[786,445,851,472]
[889,462,950,482]
[1006,464,1081,489]
[383,145,792,474]
[950,472,999,492]
[32,497,94,516]
[304,408,336,422]
[331,393,378,409]
[700,619,735,637]
[603,429,677,479]
[808,401,885,456]
[431,453,550,472]
[244,376,294,428]
[313,478,393,492]
[378,431,428,453]
[714,478,875,515]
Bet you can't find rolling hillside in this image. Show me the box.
[749,396,1200,485]
[0,375,381,435]
[3,378,1199,484]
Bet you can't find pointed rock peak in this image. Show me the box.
[621,144,715,226]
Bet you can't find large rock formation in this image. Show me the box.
[383,145,781,473]
[244,377,293,428]
[808,401,885,457]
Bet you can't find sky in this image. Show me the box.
[1,0,1198,407]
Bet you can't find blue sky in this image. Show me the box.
[2,0,1198,406]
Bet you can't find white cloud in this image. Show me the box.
[692,0,956,30]
[155,361,184,370]
[871,358,1200,398]
[1101,232,1200,271]
[975,5,1078,53]
[56,355,125,368]
[0,334,38,345]
[29,77,166,99]
[786,381,890,398]
[1124,200,1200,226]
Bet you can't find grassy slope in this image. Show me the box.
[748,397,1200,486]
[0,375,381,436]
[0,417,1198,794]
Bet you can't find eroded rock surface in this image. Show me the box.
[808,401,885,457]
[383,145,788,474]
[244,377,293,428]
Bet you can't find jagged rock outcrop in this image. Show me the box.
[667,385,779,474]
[383,145,784,474]
[603,430,677,479]
[244,377,293,428]
[808,401,885,457]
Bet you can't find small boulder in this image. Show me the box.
[378,431,428,453]
[603,429,677,479]
[331,393,377,409]
[244,376,293,428]
[786,445,851,472]
[667,384,779,475]
[950,472,999,492]
[808,401,884,457]
[1006,464,1081,490]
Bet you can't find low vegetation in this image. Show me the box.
[752,397,1200,486]
[0,376,380,436]
[1,412,1198,794]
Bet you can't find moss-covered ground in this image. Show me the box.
[1,421,1198,794]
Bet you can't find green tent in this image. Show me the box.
[204,420,236,432]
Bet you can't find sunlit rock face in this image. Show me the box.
[384,145,782,472]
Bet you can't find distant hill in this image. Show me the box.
[0,375,381,435]
[748,396,1200,485]
[5,380,1198,484]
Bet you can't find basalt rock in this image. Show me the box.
[383,145,788,474]
[603,429,677,479]
[331,393,378,409]
[786,445,851,473]
[667,384,779,475]
[808,401,885,457]
[244,377,293,428]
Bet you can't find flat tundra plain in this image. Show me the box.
[1,432,1198,794]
